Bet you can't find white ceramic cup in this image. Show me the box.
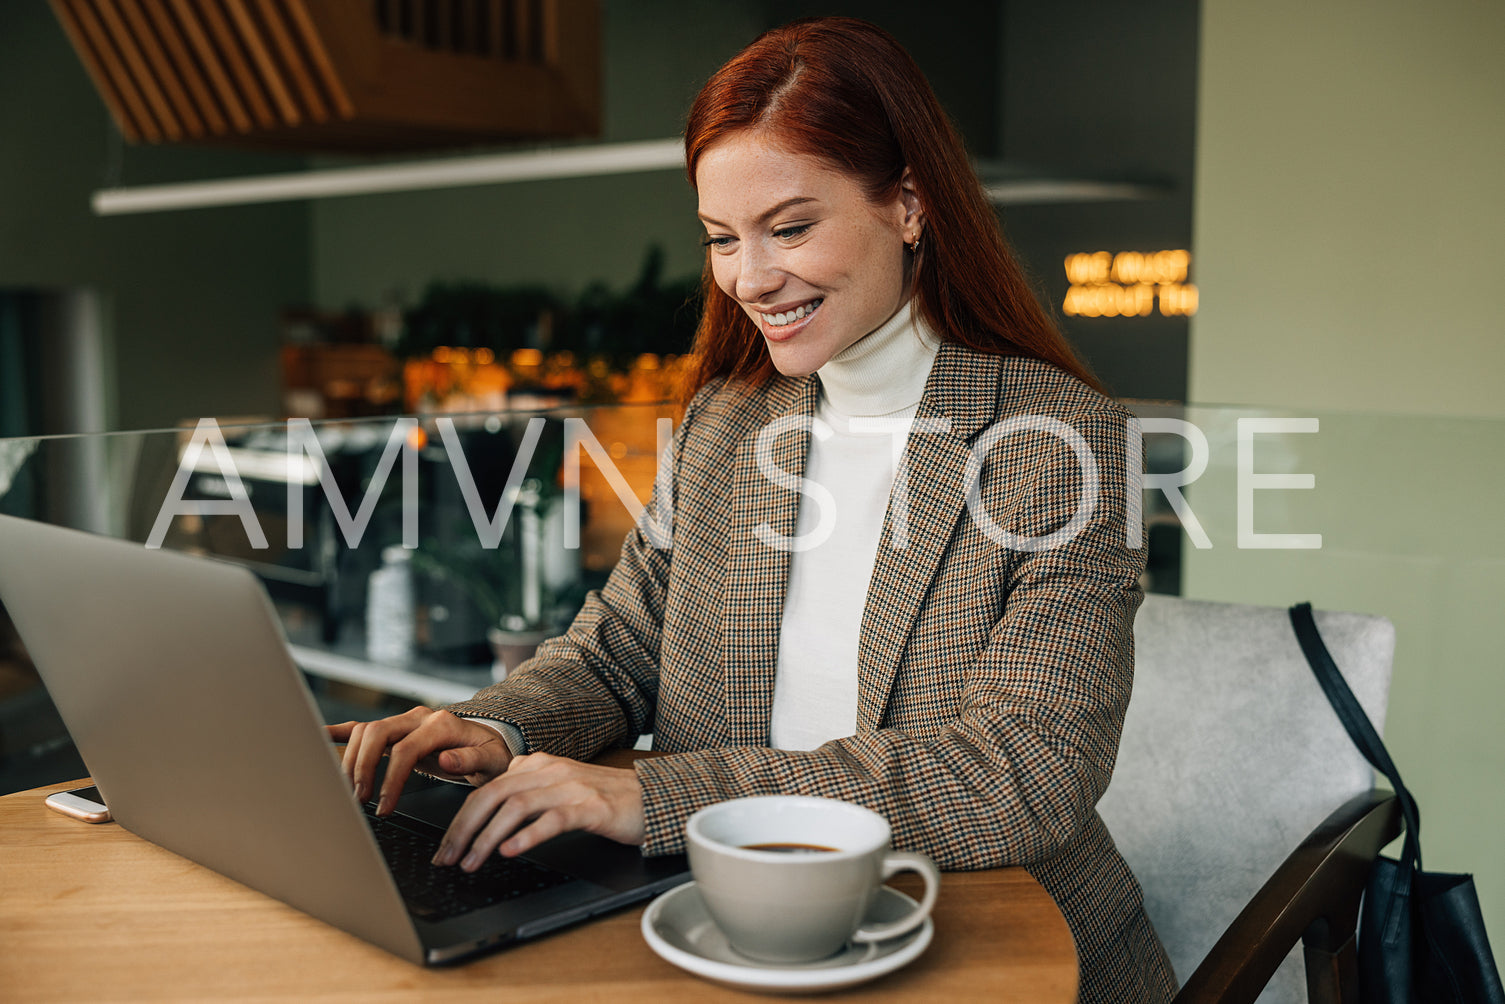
[685,795,941,964]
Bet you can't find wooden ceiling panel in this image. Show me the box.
[49,0,602,152]
[222,0,301,126]
[93,0,184,139]
[115,0,206,136]
[191,0,279,128]
[277,0,356,118]
[165,0,255,133]
[137,0,228,135]
[55,0,156,141]
[249,0,331,122]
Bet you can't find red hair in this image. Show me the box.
[681,17,1101,399]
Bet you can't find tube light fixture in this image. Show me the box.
[91,137,1169,215]
[92,138,688,216]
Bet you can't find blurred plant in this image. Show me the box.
[397,282,560,359]
[409,540,512,630]
[409,512,585,633]
[560,245,700,365]
[396,246,700,368]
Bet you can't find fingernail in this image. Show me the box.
[461,852,479,871]
[355,782,367,803]
[431,846,451,867]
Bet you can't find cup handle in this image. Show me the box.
[851,850,941,944]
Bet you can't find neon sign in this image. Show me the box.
[1062,250,1198,317]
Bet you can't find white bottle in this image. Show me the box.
[366,545,415,665]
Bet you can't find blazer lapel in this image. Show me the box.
[722,374,819,745]
[856,344,1002,731]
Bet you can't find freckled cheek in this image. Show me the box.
[709,259,739,300]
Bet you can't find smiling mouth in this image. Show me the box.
[760,298,823,328]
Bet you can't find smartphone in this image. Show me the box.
[44,785,112,823]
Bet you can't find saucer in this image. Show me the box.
[640,882,933,994]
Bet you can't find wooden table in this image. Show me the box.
[0,777,1078,1002]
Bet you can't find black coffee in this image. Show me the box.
[741,842,839,854]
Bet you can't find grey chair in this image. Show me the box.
[1099,595,1402,1004]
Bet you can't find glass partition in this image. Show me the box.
[4,401,1502,831]
[0,402,676,791]
[7,399,1499,939]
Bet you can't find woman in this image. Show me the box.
[334,17,1176,1002]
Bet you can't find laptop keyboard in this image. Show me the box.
[365,810,574,922]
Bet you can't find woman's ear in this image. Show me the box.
[900,167,925,243]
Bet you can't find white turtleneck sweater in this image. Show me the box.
[768,303,941,751]
[475,303,940,758]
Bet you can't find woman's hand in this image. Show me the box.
[432,753,645,870]
[326,706,513,815]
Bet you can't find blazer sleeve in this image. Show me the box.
[633,403,1145,869]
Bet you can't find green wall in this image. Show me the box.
[0,4,309,432]
[1190,0,1505,939]
[1191,0,1505,419]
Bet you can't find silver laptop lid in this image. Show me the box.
[0,514,424,964]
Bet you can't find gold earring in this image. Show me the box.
[909,236,921,253]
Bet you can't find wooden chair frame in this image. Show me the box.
[1176,790,1402,1004]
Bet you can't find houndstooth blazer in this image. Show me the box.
[449,342,1178,1003]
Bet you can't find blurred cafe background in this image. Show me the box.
[1,0,1501,941]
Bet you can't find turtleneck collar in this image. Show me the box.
[816,300,941,417]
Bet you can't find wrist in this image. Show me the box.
[463,716,528,757]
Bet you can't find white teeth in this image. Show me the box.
[762,298,822,327]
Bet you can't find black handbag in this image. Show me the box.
[1290,602,1505,1004]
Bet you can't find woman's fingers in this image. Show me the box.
[434,743,508,785]
[458,790,551,869]
[432,755,645,869]
[329,721,359,790]
[325,707,517,815]
[328,706,436,805]
[328,708,519,815]
[432,760,547,867]
[333,721,645,865]
[337,721,363,780]
[339,720,381,800]
[325,721,357,742]
[379,713,509,815]
[351,706,427,805]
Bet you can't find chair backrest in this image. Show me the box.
[1098,595,1395,1003]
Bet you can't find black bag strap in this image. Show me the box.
[1289,602,1422,870]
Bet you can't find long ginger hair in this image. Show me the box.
[681,17,1100,399]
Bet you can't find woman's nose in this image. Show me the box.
[735,245,783,303]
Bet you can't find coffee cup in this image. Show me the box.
[685,795,940,964]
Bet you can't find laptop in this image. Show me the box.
[0,514,689,965]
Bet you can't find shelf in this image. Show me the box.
[288,643,489,707]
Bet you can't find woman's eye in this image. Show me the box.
[774,224,811,240]
[701,235,735,250]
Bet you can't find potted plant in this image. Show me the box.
[410,473,581,681]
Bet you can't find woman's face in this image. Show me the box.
[696,131,921,377]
